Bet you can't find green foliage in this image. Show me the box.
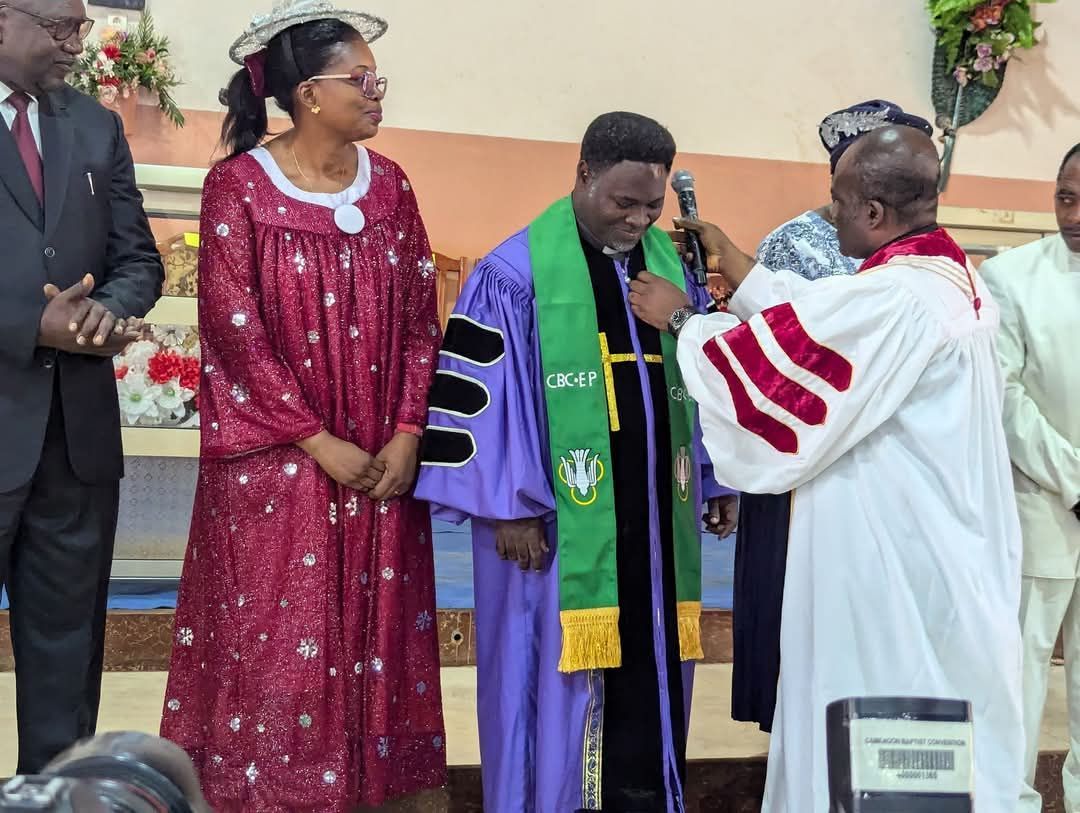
[927,0,1052,83]
[68,13,185,128]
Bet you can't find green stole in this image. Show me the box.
[529,196,703,674]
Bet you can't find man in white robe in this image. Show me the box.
[981,142,1080,813]
[628,126,1024,811]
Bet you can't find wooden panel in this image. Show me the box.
[135,163,208,191]
[939,205,1058,233]
[122,427,199,458]
[434,252,473,328]
[140,188,202,219]
[947,227,1048,249]
[136,164,205,220]
[144,295,197,326]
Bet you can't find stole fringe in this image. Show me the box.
[558,607,622,673]
[678,601,704,661]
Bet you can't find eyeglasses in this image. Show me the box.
[308,70,388,101]
[0,4,94,41]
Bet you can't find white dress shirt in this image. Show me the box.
[0,79,42,155]
[982,235,1080,578]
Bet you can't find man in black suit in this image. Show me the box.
[0,0,163,773]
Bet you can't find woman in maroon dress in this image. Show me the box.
[160,5,446,810]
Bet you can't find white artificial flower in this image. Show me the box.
[151,325,189,348]
[122,340,159,374]
[117,374,162,425]
[156,377,195,418]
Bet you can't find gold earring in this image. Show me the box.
[311,104,321,115]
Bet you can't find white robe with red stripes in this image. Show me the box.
[678,256,1024,811]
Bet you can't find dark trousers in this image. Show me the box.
[0,388,119,773]
[731,491,790,733]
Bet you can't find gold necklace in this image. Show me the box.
[290,140,348,188]
[290,142,312,183]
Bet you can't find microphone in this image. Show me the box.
[671,170,708,287]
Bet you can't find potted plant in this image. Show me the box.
[114,326,201,429]
[928,0,1052,126]
[68,13,185,135]
[928,0,1052,191]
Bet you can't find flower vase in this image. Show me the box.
[101,84,140,136]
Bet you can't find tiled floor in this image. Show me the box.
[1,663,1070,777]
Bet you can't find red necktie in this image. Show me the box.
[7,91,43,205]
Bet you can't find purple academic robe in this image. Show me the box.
[414,228,726,813]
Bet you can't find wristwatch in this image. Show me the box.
[667,305,699,338]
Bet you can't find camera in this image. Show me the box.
[0,733,206,813]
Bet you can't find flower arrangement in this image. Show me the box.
[114,326,201,428]
[68,13,185,128]
[928,0,1053,88]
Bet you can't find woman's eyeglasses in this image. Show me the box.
[308,70,388,101]
[0,4,94,42]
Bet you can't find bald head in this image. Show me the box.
[830,125,941,258]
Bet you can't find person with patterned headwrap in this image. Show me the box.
[732,101,933,735]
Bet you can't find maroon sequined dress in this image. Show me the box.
[160,145,447,811]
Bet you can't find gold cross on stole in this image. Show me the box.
[599,332,663,432]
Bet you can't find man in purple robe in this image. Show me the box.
[414,112,736,813]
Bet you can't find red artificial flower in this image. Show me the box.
[179,356,200,392]
[147,350,184,384]
[101,42,122,61]
[98,75,121,87]
[970,0,1011,31]
[114,365,129,380]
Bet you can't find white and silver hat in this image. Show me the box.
[228,0,388,65]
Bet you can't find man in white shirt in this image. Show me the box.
[629,125,1024,811]
[981,142,1080,813]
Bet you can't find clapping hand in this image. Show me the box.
[39,275,141,356]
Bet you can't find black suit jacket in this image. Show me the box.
[0,85,163,492]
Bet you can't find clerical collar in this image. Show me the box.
[574,214,630,258]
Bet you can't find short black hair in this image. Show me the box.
[1059,143,1080,180]
[580,112,677,174]
[855,159,940,222]
[221,19,363,158]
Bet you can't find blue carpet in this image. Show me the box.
[1,520,735,611]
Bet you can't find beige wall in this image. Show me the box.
[94,0,1079,181]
